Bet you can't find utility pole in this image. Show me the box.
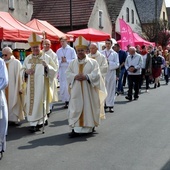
[155,0,158,46]
[70,0,73,47]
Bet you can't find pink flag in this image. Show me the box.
[119,19,134,50]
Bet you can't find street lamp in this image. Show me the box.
[70,0,73,31]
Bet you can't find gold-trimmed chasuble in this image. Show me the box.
[79,64,85,127]
[28,55,42,115]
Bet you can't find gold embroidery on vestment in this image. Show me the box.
[28,54,43,115]
[79,64,85,127]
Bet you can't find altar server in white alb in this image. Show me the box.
[66,36,107,138]
[2,47,24,125]
[21,32,58,133]
[101,39,119,113]
[56,36,77,108]
[0,58,8,160]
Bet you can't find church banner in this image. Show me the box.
[119,19,134,50]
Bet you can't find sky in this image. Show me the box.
[165,0,170,7]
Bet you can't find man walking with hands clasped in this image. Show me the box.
[125,46,143,101]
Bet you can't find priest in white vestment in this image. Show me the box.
[88,43,108,78]
[56,36,77,108]
[66,37,107,138]
[0,58,8,160]
[2,47,24,125]
[101,39,119,113]
[21,33,58,133]
[42,39,59,112]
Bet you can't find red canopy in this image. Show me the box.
[133,33,155,46]
[26,19,73,42]
[67,28,111,42]
[117,33,155,48]
[0,12,41,42]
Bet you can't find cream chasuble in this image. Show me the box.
[88,51,108,78]
[42,49,59,102]
[21,52,57,123]
[66,56,107,133]
[5,56,24,122]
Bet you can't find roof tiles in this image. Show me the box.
[32,0,95,27]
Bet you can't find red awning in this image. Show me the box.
[133,33,155,46]
[117,33,155,47]
[0,12,41,42]
[67,28,111,42]
[26,19,73,42]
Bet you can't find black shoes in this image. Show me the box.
[157,82,160,87]
[29,119,49,133]
[37,120,48,128]
[68,129,79,138]
[134,96,139,100]
[29,126,40,133]
[154,83,157,88]
[47,110,52,118]
[62,101,69,109]
[125,96,132,101]
[8,121,21,126]
[154,82,160,88]
[125,95,139,101]
[0,151,3,160]
[109,107,114,113]
[104,105,114,113]
[62,105,68,109]
[104,105,108,110]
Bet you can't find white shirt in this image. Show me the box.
[142,54,147,69]
[125,52,143,75]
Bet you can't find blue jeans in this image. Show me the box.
[117,68,126,92]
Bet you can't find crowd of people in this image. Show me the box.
[0,32,170,159]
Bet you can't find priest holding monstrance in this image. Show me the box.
[21,32,58,132]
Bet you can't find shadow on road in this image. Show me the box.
[115,100,131,105]
[18,132,97,150]
[49,119,68,127]
[160,159,170,170]
[7,124,34,141]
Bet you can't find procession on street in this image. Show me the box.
[0,1,170,169]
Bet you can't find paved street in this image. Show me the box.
[1,81,170,170]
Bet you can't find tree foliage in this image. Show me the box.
[142,19,170,49]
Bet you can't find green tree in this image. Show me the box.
[142,19,170,49]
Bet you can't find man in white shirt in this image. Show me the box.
[125,47,143,101]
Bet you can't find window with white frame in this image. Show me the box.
[99,10,103,29]
[9,0,14,10]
